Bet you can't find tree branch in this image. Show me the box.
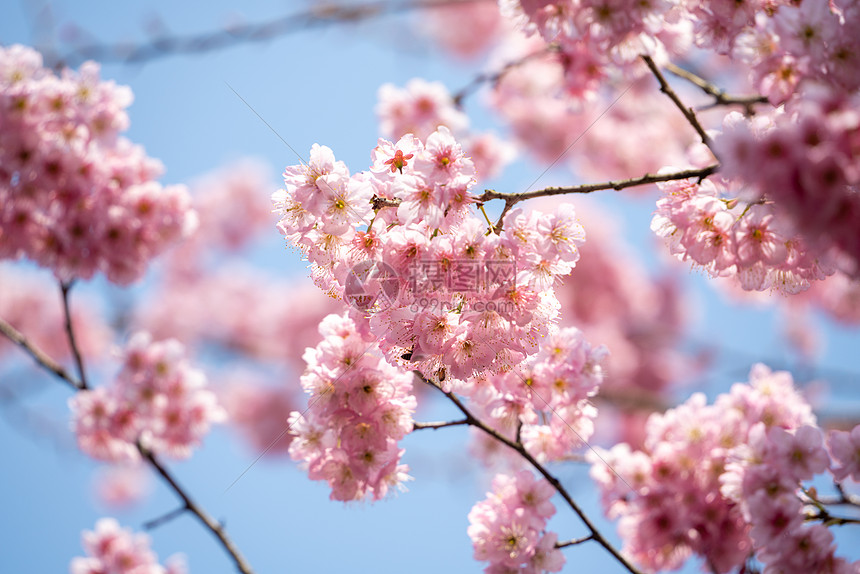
[142,505,187,530]
[665,62,769,115]
[1,297,255,573]
[477,164,719,233]
[50,0,493,68]
[641,55,716,155]
[556,534,594,548]
[452,44,558,106]
[140,445,256,574]
[0,317,81,390]
[412,418,469,430]
[415,373,644,574]
[60,281,89,389]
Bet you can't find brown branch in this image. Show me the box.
[665,62,769,115]
[477,164,719,233]
[641,55,716,154]
[60,281,89,389]
[142,505,187,530]
[416,373,644,574]
[1,298,255,573]
[412,418,469,430]
[0,317,81,390]
[556,534,594,548]
[140,446,256,574]
[50,0,494,68]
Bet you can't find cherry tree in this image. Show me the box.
[1,1,859,573]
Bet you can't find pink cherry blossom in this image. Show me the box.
[70,332,226,462]
[0,45,197,285]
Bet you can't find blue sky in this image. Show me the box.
[1,1,859,573]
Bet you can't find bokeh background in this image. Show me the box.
[1,1,859,572]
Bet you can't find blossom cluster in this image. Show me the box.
[722,0,859,104]
[463,326,606,464]
[376,78,515,179]
[69,332,226,462]
[651,173,834,293]
[468,470,564,573]
[70,518,186,574]
[590,364,859,573]
[273,129,586,383]
[288,313,417,501]
[716,94,860,279]
[500,0,858,105]
[721,423,854,573]
[0,45,196,285]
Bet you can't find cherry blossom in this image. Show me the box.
[69,332,226,462]
[70,518,186,574]
[0,45,197,285]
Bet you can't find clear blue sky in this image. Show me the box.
[1,1,858,573]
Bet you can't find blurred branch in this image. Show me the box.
[0,287,256,574]
[0,317,81,390]
[452,44,558,106]
[48,0,493,68]
[416,372,645,574]
[60,281,89,389]
[665,62,769,115]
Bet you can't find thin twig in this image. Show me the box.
[416,373,644,574]
[371,164,719,234]
[478,164,719,233]
[60,281,89,389]
[556,534,594,548]
[665,62,769,115]
[452,44,557,106]
[641,55,716,154]
[140,446,256,574]
[0,317,81,390]
[143,505,187,530]
[49,0,493,68]
[0,303,255,573]
[412,419,469,430]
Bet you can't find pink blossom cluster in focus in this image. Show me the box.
[288,313,416,501]
[716,93,860,278]
[0,45,197,285]
[462,326,606,465]
[467,470,564,573]
[651,173,835,293]
[70,332,226,462]
[590,364,860,573]
[70,518,186,574]
[273,130,585,383]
